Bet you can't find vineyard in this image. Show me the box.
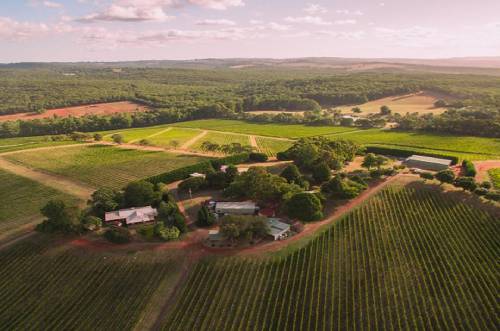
[489,168,500,189]
[191,131,251,152]
[0,169,80,235]
[0,237,182,330]
[162,185,499,330]
[4,145,207,189]
[0,136,79,154]
[256,137,294,157]
[148,128,201,148]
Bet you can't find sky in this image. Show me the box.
[0,0,499,62]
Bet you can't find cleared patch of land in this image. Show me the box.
[339,91,449,115]
[0,169,80,235]
[162,184,499,330]
[4,145,207,189]
[0,101,149,122]
[0,237,183,330]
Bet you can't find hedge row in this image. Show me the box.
[146,153,249,185]
[462,159,477,177]
[365,146,459,165]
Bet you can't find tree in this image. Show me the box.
[112,133,123,144]
[435,169,456,184]
[36,200,80,234]
[169,140,180,149]
[340,117,355,126]
[197,205,216,227]
[154,223,180,241]
[88,187,120,218]
[380,105,392,115]
[280,164,302,184]
[362,153,378,170]
[312,162,331,183]
[178,177,207,193]
[206,171,230,189]
[139,139,151,146]
[321,176,366,199]
[434,99,447,107]
[81,216,102,231]
[93,133,103,141]
[104,227,131,244]
[249,152,268,162]
[420,172,435,181]
[374,155,389,169]
[286,193,323,222]
[219,215,269,243]
[352,107,362,113]
[124,181,158,207]
[454,176,477,191]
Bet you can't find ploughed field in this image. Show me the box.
[3,145,207,189]
[162,185,499,330]
[0,237,182,330]
[0,101,149,122]
[0,169,80,235]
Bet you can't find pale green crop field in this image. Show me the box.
[191,131,251,152]
[0,169,80,235]
[5,145,207,189]
[0,136,80,154]
[102,125,170,143]
[148,128,202,148]
[488,168,500,189]
[256,137,294,157]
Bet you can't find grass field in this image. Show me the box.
[102,125,170,143]
[0,169,80,235]
[0,136,80,153]
[488,168,500,189]
[256,137,294,157]
[162,184,499,330]
[172,120,358,138]
[338,91,448,115]
[5,145,207,189]
[148,128,202,148]
[0,237,182,330]
[191,131,251,152]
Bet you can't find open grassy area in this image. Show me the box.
[102,125,170,143]
[190,131,251,152]
[0,136,80,153]
[162,184,499,330]
[172,119,358,138]
[5,145,207,189]
[0,237,182,330]
[488,168,500,189]
[148,128,202,148]
[0,169,80,235]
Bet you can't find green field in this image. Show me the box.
[256,137,294,157]
[173,119,358,138]
[0,237,182,330]
[488,168,500,189]
[5,145,207,189]
[191,131,251,152]
[102,125,170,143]
[162,185,499,330]
[0,136,80,154]
[0,169,80,235]
[172,119,500,160]
[148,128,202,148]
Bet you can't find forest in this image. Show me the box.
[0,66,499,138]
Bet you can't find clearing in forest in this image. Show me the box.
[338,91,449,115]
[161,183,499,330]
[0,101,149,122]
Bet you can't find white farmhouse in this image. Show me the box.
[104,206,158,226]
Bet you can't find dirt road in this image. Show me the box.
[180,130,207,150]
[473,160,500,183]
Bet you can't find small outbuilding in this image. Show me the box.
[267,218,291,241]
[214,201,259,216]
[104,206,158,226]
[404,155,452,171]
[190,172,206,178]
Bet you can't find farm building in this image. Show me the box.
[404,155,452,171]
[207,230,224,243]
[212,201,259,216]
[189,172,206,178]
[267,218,291,241]
[104,206,158,226]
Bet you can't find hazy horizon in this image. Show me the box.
[1,0,499,62]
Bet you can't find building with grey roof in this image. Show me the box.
[404,155,452,171]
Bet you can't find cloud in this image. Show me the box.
[188,0,244,10]
[196,19,236,26]
[0,17,50,39]
[316,30,365,40]
[335,9,363,16]
[304,4,327,15]
[334,19,357,25]
[284,16,332,26]
[43,1,63,8]
[267,22,291,31]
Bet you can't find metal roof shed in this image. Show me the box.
[404,155,452,171]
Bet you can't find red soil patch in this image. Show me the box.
[473,160,500,182]
[0,101,149,122]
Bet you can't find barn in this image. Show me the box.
[404,155,452,171]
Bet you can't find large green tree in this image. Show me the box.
[286,193,323,222]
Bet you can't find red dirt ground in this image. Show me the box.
[0,101,149,122]
[473,160,500,182]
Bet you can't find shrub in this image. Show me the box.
[93,133,103,141]
[249,152,268,162]
[178,177,207,193]
[420,172,435,181]
[481,181,492,189]
[124,181,159,207]
[111,134,123,144]
[286,192,323,222]
[462,160,476,177]
[139,139,152,146]
[321,176,366,199]
[138,224,155,239]
[474,188,489,196]
[312,162,332,183]
[104,227,131,244]
[453,176,477,191]
[276,151,290,161]
[82,216,102,231]
[435,169,456,184]
[197,205,216,227]
[154,223,180,241]
[434,99,447,107]
[485,191,500,201]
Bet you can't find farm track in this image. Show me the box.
[249,135,258,149]
[473,160,500,183]
[0,157,94,200]
[181,130,207,149]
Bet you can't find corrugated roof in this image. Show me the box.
[216,201,257,210]
[268,218,290,236]
[405,155,452,166]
